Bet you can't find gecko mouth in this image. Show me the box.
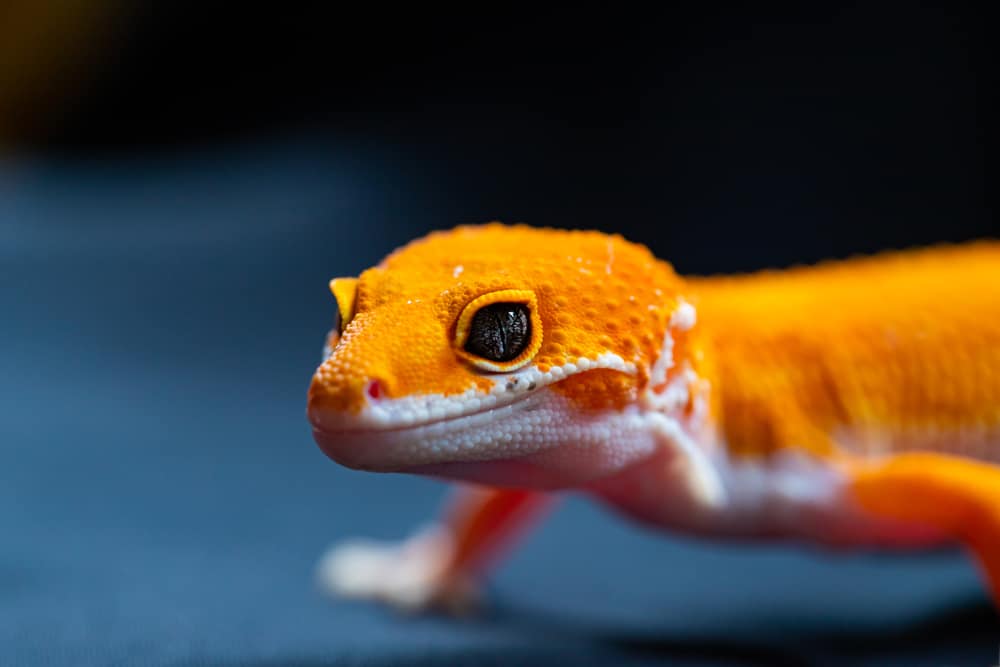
[310,391,547,471]
[309,354,639,472]
[310,387,543,436]
[310,353,637,435]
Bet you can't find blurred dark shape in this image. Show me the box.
[5,4,615,151]
[0,1,132,148]
[0,3,991,267]
[0,3,988,164]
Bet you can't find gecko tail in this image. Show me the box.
[850,453,1000,605]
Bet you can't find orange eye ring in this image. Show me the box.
[454,289,542,372]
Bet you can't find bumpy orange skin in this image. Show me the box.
[310,224,693,417]
[691,242,1000,462]
[314,228,999,463]
[311,226,1000,605]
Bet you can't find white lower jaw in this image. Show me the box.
[313,392,549,472]
[312,387,669,488]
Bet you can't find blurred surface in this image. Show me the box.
[0,2,996,665]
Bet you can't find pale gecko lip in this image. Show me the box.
[309,356,637,437]
[310,394,543,471]
[309,396,523,436]
[311,388,551,436]
[307,375,555,436]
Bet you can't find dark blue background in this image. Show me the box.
[1,139,996,666]
[2,2,997,665]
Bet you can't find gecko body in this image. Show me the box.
[308,224,1000,611]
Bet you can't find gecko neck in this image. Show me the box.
[586,270,957,548]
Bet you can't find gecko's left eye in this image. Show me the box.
[464,303,530,362]
[454,289,542,372]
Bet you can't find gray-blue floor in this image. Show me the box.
[1,140,996,666]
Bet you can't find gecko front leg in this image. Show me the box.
[318,486,552,614]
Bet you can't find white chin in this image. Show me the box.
[312,388,662,488]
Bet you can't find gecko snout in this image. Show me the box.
[307,369,390,429]
[307,372,414,472]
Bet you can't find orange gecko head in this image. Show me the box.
[308,223,700,487]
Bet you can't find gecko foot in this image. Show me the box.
[316,525,481,615]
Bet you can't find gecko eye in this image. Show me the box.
[464,303,530,362]
[454,289,542,372]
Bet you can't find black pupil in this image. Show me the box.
[464,303,531,363]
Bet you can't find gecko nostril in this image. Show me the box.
[365,379,384,401]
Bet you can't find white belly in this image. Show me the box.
[590,446,949,550]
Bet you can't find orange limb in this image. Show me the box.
[442,486,554,577]
[850,453,1000,602]
[316,486,552,613]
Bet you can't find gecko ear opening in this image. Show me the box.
[329,277,359,334]
[454,289,542,372]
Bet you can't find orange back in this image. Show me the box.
[691,242,1000,461]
